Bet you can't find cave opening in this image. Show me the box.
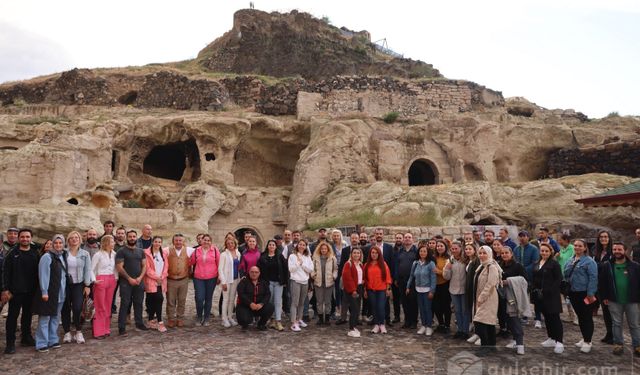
[118,91,138,105]
[143,139,201,181]
[408,159,437,186]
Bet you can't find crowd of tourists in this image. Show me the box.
[1,223,640,358]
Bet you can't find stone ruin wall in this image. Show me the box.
[548,140,640,178]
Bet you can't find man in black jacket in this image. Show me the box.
[631,228,640,263]
[598,242,640,356]
[236,266,274,330]
[2,228,39,354]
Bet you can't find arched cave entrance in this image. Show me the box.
[234,227,263,249]
[408,159,437,186]
[143,139,201,182]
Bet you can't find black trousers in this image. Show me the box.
[602,303,613,337]
[398,278,417,326]
[498,296,508,331]
[236,303,275,328]
[433,281,451,327]
[391,283,401,320]
[6,292,34,344]
[118,281,144,330]
[543,312,563,343]
[570,291,593,342]
[347,285,363,330]
[474,321,496,346]
[146,290,164,321]
[62,282,84,332]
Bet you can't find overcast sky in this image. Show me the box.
[1,0,638,118]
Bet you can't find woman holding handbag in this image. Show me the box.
[61,231,92,344]
[566,239,598,353]
[533,243,564,354]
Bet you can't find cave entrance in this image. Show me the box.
[408,159,438,186]
[143,139,201,182]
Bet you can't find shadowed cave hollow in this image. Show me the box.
[143,139,201,181]
[408,159,437,186]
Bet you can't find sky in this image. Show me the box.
[0,0,638,118]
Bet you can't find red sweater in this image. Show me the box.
[364,262,392,291]
[342,260,362,294]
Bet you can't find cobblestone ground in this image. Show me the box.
[0,286,636,374]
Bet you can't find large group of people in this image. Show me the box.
[1,223,640,358]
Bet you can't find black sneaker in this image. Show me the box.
[257,325,268,331]
[118,329,128,337]
[4,344,16,354]
[135,324,149,331]
[302,315,310,323]
[392,318,401,324]
[335,319,347,325]
[49,343,61,349]
[20,336,35,347]
[36,347,49,353]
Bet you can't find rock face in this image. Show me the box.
[0,8,639,244]
[196,9,442,80]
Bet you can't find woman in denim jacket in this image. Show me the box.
[406,244,437,336]
[565,239,598,353]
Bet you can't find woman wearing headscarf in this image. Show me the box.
[34,235,68,352]
[472,246,502,355]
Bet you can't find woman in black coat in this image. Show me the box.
[532,243,564,354]
[498,245,527,338]
[257,240,289,331]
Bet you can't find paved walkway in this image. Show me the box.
[0,287,636,374]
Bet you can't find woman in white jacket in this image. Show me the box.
[218,236,242,328]
[288,239,314,332]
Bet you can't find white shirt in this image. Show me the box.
[152,250,165,280]
[91,250,117,279]
[175,246,195,258]
[67,253,79,284]
[356,264,363,285]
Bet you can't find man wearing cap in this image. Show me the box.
[538,227,560,253]
[2,228,39,354]
[310,228,329,255]
[513,230,540,282]
[274,234,284,252]
[2,228,19,257]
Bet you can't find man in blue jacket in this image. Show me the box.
[514,231,539,281]
[598,242,640,356]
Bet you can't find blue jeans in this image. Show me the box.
[367,290,386,325]
[193,277,217,321]
[451,293,470,334]
[36,301,64,349]
[269,281,284,321]
[417,292,433,328]
[608,301,640,347]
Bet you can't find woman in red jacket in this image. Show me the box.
[342,248,364,338]
[364,246,392,334]
[144,236,169,332]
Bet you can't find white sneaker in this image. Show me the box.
[534,320,542,329]
[467,334,479,343]
[222,319,231,328]
[580,342,592,353]
[379,325,387,334]
[371,325,380,334]
[505,340,516,349]
[575,339,584,348]
[298,320,308,328]
[425,327,433,336]
[417,326,426,335]
[474,338,481,346]
[291,324,301,332]
[347,328,361,338]
[516,345,525,355]
[554,342,564,354]
[63,332,73,343]
[75,331,85,344]
[229,318,238,326]
[541,338,556,347]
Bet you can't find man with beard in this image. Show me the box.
[390,233,404,323]
[101,220,115,240]
[336,232,362,325]
[310,228,328,254]
[472,230,485,247]
[114,226,126,248]
[598,242,640,356]
[166,234,194,328]
[115,230,147,336]
[538,227,560,253]
[83,228,100,258]
[359,232,370,261]
[2,229,39,354]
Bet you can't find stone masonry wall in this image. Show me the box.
[548,140,640,178]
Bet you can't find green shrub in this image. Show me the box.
[15,116,70,125]
[123,199,143,208]
[383,111,400,124]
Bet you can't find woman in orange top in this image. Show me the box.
[364,246,392,334]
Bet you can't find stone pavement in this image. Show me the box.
[0,286,637,374]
